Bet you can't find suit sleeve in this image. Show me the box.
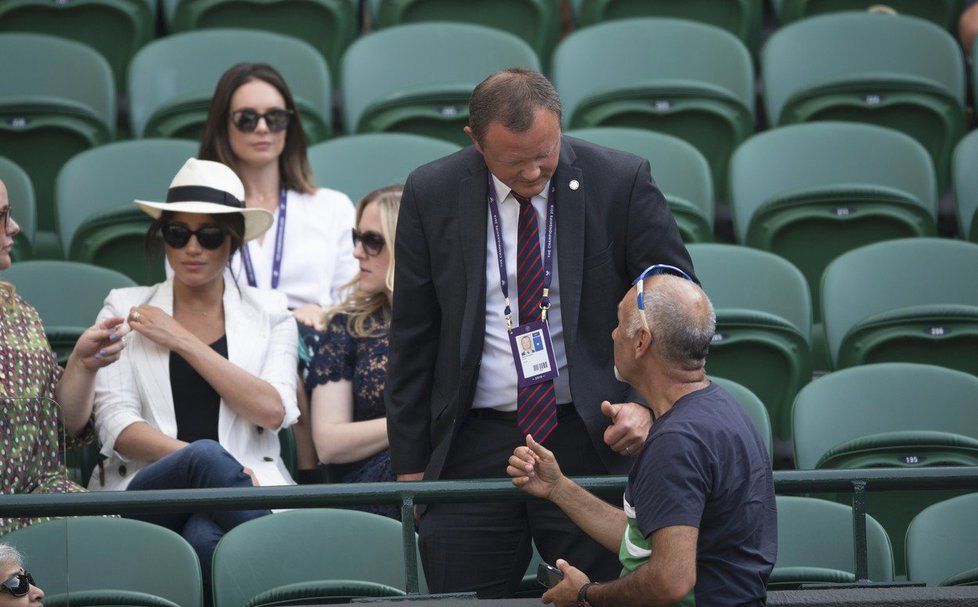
[384,175,440,474]
[625,159,696,282]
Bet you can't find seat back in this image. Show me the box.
[342,23,539,144]
[772,0,963,30]
[0,33,115,247]
[166,0,357,86]
[212,509,427,607]
[574,0,763,49]
[1,517,202,607]
[129,29,331,141]
[690,243,811,440]
[762,12,965,185]
[566,128,714,242]
[0,0,155,88]
[952,129,978,242]
[821,238,978,370]
[729,122,937,315]
[374,0,561,63]
[906,492,978,586]
[773,496,894,586]
[709,376,772,459]
[0,155,36,261]
[553,18,753,195]
[308,133,460,203]
[56,139,197,284]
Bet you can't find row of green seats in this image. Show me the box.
[3,493,976,605]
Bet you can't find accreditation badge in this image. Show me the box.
[509,320,559,388]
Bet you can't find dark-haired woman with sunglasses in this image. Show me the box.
[195,63,357,481]
[90,160,298,603]
[0,545,43,606]
[306,185,402,518]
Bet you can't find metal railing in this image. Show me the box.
[2,467,978,593]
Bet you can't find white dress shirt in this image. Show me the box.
[166,188,359,310]
[472,175,571,410]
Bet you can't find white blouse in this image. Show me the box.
[167,188,359,310]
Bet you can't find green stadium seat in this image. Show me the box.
[56,139,196,285]
[308,133,460,203]
[821,238,978,373]
[952,130,978,242]
[342,23,540,145]
[212,509,427,607]
[163,0,357,87]
[0,33,116,258]
[729,122,937,320]
[0,517,203,607]
[792,362,978,574]
[0,0,155,89]
[772,0,964,30]
[129,29,331,141]
[0,261,136,365]
[553,18,754,196]
[373,0,561,66]
[573,0,763,50]
[762,12,966,186]
[771,496,893,588]
[906,493,978,586]
[0,156,35,262]
[566,128,714,242]
[710,376,773,459]
[689,244,812,442]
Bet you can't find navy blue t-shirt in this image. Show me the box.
[624,382,777,606]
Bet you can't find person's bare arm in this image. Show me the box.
[114,422,188,463]
[311,380,389,464]
[960,2,978,53]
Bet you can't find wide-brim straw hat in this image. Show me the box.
[134,158,273,242]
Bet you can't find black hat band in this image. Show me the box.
[166,185,244,208]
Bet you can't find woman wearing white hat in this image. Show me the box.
[89,158,299,599]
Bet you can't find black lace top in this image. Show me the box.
[306,311,395,518]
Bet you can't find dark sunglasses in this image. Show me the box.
[231,108,293,133]
[1,572,34,597]
[161,223,229,250]
[0,206,11,234]
[352,228,385,256]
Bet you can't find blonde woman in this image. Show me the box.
[306,185,400,518]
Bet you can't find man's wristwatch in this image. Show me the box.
[577,582,599,607]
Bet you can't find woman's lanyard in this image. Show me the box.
[486,174,556,331]
[241,187,287,289]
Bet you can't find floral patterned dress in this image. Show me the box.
[0,288,92,534]
[306,311,396,519]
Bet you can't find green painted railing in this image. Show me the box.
[2,467,978,593]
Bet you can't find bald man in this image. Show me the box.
[509,273,777,607]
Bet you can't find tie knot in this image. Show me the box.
[513,192,532,206]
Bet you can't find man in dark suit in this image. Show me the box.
[385,68,695,597]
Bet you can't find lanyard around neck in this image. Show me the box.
[486,174,556,331]
[241,187,287,289]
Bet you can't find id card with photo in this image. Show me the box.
[509,320,559,388]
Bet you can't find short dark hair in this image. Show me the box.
[198,63,315,195]
[468,68,562,142]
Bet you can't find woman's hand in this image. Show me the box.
[292,303,326,330]
[127,305,196,353]
[71,316,130,371]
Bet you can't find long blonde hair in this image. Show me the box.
[325,184,402,338]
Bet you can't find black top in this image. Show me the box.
[170,335,228,444]
[625,382,778,606]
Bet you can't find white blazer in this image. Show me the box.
[89,278,299,491]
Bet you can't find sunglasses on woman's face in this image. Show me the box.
[1,572,34,597]
[0,206,11,235]
[161,223,229,250]
[230,108,293,133]
[352,229,385,256]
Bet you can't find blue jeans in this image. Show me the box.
[126,440,270,606]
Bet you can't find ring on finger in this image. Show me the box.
[624,446,630,455]
[131,310,141,322]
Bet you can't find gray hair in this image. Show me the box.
[468,68,562,142]
[627,275,716,371]
[0,545,24,570]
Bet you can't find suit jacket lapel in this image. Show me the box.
[458,152,489,372]
[221,280,264,443]
[138,281,177,438]
[555,137,585,358]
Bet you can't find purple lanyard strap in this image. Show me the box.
[241,187,287,289]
